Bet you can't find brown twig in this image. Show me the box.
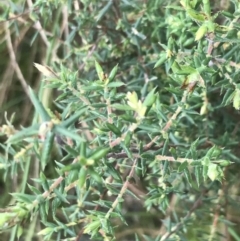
[212,57,240,69]
[107,151,140,159]
[79,44,98,71]
[0,7,39,22]
[32,176,65,207]
[105,158,138,219]
[209,174,228,241]
[75,162,120,241]
[155,155,195,163]
[61,5,70,58]
[4,22,29,96]
[106,142,213,160]
[105,87,113,143]
[144,90,189,150]
[206,32,215,56]
[26,0,49,47]
[160,193,204,241]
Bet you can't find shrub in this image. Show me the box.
[1,0,240,240]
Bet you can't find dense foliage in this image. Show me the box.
[1,0,240,240]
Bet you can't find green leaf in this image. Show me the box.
[154,54,167,68]
[165,5,184,10]
[108,64,118,83]
[38,227,53,236]
[80,141,87,157]
[195,166,202,187]
[221,89,235,106]
[106,123,122,136]
[53,125,85,143]
[221,11,234,19]
[162,138,169,155]
[218,160,232,167]
[60,106,88,128]
[52,198,61,218]
[111,103,133,111]
[105,163,122,182]
[186,9,206,22]
[10,193,35,203]
[53,188,69,204]
[7,124,39,144]
[203,164,208,182]
[96,0,113,22]
[81,84,104,91]
[178,161,188,172]
[91,103,107,108]
[84,220,101,234]
[184,168,192,187]
[63,145,79,157]
[233,89,240,110]
[88,168,102,183]
[228,227,240,241]
[121,143,132,158]
[27,184,42,195]
[207,163,219,181]
[95,61,104,81]
[88,147,110,161]
[205,145,222,159]
[78,167,87,188]
[40,172,50,191]
[28,86,51,121]
[141,152,155,159]
[120,114,137,123]
[107,81,125,88]
[124,131,132,147]
[195,24,208,41]
[169,147,178,160]
[40,131,55,170]
[39,204,47,223]
[143,87,157,107]
[60,163,81,173]
[17,226,23,240]
[66,170,79,183]
[176,65,197,75]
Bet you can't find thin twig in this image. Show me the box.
[60,5,69,38]
[105,159,138,219]
[212,57,240,69]
[206,32,215,56]
[162,91,188,132]
[3,12,64,46]
[75,162,120,241]
[160,193,204,241]
[4,22,29,96]
[144,90,188,150]
[73,0,80,11]
[79,44,98,71]
[32,176,65,207]
[209,179,227,241]
[27,0,49,47]
[106,142,212,160]
[107,151,140,159]
[0,7,39,22]
[155,155,195,163]
[105,84,113,143]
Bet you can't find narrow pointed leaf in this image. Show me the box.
[28,86,51,121]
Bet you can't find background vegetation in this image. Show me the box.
[1,0,240,240]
